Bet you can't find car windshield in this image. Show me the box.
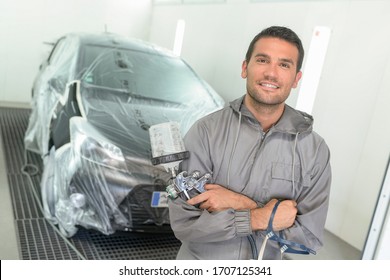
[78,44,215,104]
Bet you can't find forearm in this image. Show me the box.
[250,199,298,231]
[188,184,258,212]
[250,207,270,231]
[237,193,258,210]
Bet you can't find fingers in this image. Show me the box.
[187,185,227,211]
[187,192,208,206]
[186,185,219,205]
[262,199,297,231]
[187,193,214,211]
[266,199,297,208]
[290,200,297,207]
[186,184,218,204]
[279,200,298,214]
[187,184,259,212]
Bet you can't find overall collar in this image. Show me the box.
[229,95,313,134]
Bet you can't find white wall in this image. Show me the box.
[149,0,390,251]
[0,0,153,104]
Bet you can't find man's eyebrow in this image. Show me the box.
[254,53,270,59]
[254,54,295,65]
[279,58,295,65]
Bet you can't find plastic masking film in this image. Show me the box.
[24,32,224,236]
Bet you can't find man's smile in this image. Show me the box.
[259,82,280,89]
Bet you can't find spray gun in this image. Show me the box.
[149,122,211,201]
[166,170,211,200]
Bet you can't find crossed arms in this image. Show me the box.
[187,184,298,231]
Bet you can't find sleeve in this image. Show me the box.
[168,198,251,242]
[283,139,332,251]
[168,119,253,243]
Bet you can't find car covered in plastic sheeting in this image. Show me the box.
[24,32,225,237]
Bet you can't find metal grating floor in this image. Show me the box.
[0,107,181,260]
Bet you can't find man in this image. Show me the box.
[168,26,332,260]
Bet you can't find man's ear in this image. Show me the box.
[292,71,303,88]
[241,60,248,79]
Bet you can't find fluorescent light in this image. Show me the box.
[173,19,186,56]
[296,26,331,115]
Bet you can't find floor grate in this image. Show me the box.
[0,107,181,260]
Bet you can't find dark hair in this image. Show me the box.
[245,26,304,72]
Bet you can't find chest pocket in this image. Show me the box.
[270,162,311,199]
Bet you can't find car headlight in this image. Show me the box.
[69,116,127,172]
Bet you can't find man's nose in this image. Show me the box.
[263,63,278,80]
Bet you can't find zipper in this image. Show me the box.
[247,129,269,182]
[246,128,269,260]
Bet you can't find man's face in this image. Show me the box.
[241,37,302,107]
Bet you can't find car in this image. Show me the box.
[24,32,225,237]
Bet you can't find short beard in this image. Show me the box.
[246,88,285,112]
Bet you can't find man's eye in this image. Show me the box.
[280,63,290,68]
[257,59,267,63]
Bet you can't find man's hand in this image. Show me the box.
[251,199,297,231]
[187,184,257,212]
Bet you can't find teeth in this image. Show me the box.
[261,83,278,89]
